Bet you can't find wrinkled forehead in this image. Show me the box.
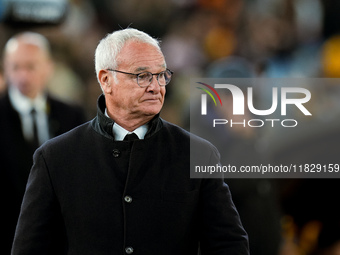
[116,41,166,70]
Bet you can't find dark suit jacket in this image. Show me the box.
[0,91,86,254]
[11,94,249,255]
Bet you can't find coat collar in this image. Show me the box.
[91,94,163,140]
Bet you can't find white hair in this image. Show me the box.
[4,32,51,58]
[94,28,161,85]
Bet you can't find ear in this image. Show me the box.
[98,69,112,94]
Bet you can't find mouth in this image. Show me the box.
[143,97,161,103]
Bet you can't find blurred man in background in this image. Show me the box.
[0,32,86,254]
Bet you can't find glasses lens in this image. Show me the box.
[137,72,153,87]
[158,69,172,86]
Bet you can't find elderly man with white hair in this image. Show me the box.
[12,28,249,255]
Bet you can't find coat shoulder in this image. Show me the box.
[0,92,11,113]
[39,121,92,154]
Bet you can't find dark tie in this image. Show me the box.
[123,133,139,142]
[30,108,39,148]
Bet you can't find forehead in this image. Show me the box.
[117,41,166,71]
[5,42,48,63]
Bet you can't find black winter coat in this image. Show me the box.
[12,95,249,255]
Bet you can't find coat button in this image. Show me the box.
[125,247,134,254]
[124,195,132,203]
[112,149,120,157]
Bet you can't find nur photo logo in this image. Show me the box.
[196,81,312,128]
[196,82,223,115]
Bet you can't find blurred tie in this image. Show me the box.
[30,108,39,148]
[123,133,139,142]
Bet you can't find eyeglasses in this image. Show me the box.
[107,68,173,88]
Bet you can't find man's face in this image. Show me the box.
[104,41,167,122]
[4,41,53,98]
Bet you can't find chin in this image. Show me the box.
[143,107,162,116]
[19,87,34,97]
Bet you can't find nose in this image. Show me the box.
[15,68,31,84]
[146,75,161,94]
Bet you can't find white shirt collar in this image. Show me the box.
[8,85,47,114]
[8,86,50,144]
[105,108,148,141]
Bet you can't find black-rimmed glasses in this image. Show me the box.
[107,68,173,88]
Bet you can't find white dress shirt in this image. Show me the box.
[105,109,148,141]
[8,86,50,145]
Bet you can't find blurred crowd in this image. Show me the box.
[1,0,340,255]
[1,0,340,120]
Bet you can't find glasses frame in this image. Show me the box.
[107,68,173,88]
